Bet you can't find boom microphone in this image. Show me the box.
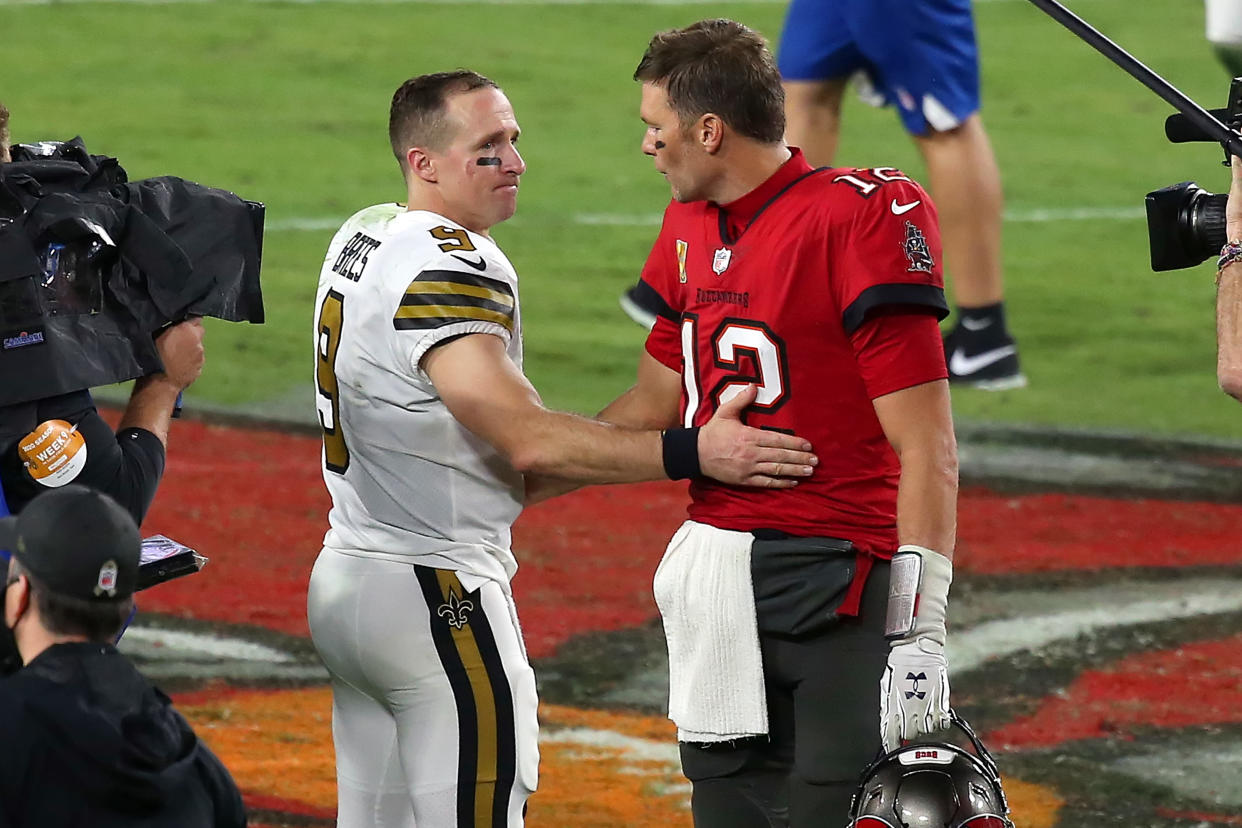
[1166,109,1231,143]
[1026,0,1242,159]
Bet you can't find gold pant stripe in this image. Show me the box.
[435,570,502,827]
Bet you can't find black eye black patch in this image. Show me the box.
[476,157,502,166]
[654,141,666,150]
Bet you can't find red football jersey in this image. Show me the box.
[642,151,948,557]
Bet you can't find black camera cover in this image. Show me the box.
[0,139,264,407]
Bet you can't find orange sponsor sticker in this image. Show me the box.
[19,419,87,487]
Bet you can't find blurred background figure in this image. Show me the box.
[1207,0,1242,76]
[777,0,1022,390]
[619,0,1023,390]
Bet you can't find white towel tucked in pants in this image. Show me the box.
[653,520,767,743]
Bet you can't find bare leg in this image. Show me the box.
[917,114,1023,388]
[782,79,849,168]
[913,113,1004,309]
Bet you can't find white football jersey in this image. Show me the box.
[313,204,525,584]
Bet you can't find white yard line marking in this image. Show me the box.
[267,205,1143,233]
[121,626,296,663]
[949,584,1242,674]
[541,727,681,762]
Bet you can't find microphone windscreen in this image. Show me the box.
[1165,109,1230,143]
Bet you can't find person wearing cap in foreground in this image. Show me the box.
[0,485,245,828]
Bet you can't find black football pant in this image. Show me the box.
[678,561,889,828]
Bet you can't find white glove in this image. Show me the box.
[879,637,951,752]
[879,545,953,753]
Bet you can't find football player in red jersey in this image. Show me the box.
[596,19,959,826]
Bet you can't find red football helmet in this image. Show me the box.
[848,711,1014,828]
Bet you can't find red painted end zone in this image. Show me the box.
[131,418,1242,658]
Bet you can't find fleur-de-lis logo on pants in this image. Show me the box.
[904,671,928,701]
[438,586,475,630]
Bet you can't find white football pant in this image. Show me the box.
[308,548,539,828]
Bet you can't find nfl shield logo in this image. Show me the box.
[712,247,732,275]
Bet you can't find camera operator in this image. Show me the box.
[0,320,205,522]
[0,99,205,523]
[0,486,245,827]
[1217,154,1242,402]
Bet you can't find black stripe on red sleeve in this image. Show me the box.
[631,279,679,323]
[840,283,948,335]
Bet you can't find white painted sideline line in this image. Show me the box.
[266,205,1143,233]
[542,727,680,763]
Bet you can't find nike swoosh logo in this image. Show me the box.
[949,346,1016,377]
[452,254,487,271]
[890,198,921,215]
[960,316,993,331]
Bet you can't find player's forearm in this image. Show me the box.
[597,384,679,430]
[893,439,958,559]
[521,389,673,503]
[506,408,666,483]
[117,376,183,449]
[522,473,581,506]
[872,381,957,556]
[523,369,681,502]
[598,351,683,429]
[1217,259,1242,401]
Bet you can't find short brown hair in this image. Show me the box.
[388,70,499,171]
[634,19,785,144]
[0,101,10,164]
[10,558,133,644]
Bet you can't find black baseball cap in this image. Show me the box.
[0,485,140,601]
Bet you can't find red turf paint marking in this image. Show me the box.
[242,792,335,820]
[956,489,1242,574]
[122,416,1242,657]
[134,419,329,637]
[174,684,281,707]
[988,633,1242,749]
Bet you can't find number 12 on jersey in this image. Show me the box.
[680,314,790,428]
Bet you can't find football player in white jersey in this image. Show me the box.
[307,71,820,828]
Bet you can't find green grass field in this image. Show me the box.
[3,0,1239,437]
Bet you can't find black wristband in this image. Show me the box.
[661,427,701,480]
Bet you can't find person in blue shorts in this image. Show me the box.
[770,0,1023,389]
[774,0,1023,390]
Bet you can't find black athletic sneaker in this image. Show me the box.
[619,283,659,330]
[943,318,1027,391]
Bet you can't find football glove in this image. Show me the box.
[880,637,951,752]
[879,544,953,753]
